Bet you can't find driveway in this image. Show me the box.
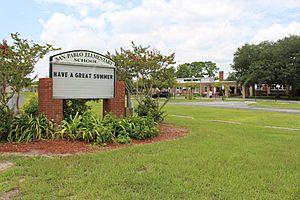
[166,101,300,114]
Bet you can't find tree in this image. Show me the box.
[151,66,177,89]
[226,72,237,81]
[0,39,14,112]
[176,63,191,78]
[231,35,300,96]
[176,61,219,78]
[275,35,300,95]
[107,42,176,106]
[231,43,260,85]
[214,82,230,98]
[0,33,59,115]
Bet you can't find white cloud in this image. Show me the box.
[256,0,300,8]
[36,12,108,76]
[35,0,300,77]
[252,21,300,43]
[39,12,107,50]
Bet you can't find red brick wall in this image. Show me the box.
[219,71,224,81]
[103,81,125,117]
[38,78,63,124]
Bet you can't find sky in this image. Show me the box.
[1,0,300,78]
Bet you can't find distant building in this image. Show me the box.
[175,71,292,98]
[175,71,240,97]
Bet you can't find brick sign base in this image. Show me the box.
[38,78,125,124]
[103,81,125,117]
[38,78,63,124]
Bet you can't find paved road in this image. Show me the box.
[166,101,300,114]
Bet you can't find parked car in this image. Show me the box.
[152,91,170,98]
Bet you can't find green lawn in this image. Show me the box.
[20,92,37,105]
[1,104,300,199]
[249,101,300,109]
[20,92,104,115]
[87,100,103,116]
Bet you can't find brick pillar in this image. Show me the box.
[103,81,125,117]
[38,78,63,124]
[219,71,224,81]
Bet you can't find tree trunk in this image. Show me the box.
[126,89,132,108]
[15,91,20,116]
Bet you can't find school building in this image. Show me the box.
[174,71,291,98]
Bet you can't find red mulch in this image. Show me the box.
[0,123,188,155]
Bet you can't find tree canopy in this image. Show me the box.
[107,42,176,104]
[231,35,300,95]
[0,33,59,113]
[176,61,219,78]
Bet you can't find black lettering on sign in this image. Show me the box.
[54,55,66,62]
[53,71,68,77]
[62,72,68,77]
[93,74,114,79]
[74,72,93,78]
[74,58,97,64]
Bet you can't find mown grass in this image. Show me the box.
[249,101,300,109]
[1,105,300,199]
[20,92,37,105]
[87,99,103,116]
[20,92,104,116]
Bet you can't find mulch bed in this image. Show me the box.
[0,123,188,156]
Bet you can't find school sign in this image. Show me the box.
[50,50,115,99]
[38,50,125,125]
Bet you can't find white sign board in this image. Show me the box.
[50,50,115,99]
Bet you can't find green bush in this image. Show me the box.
[127,115,159,140]
[0,106,13,141]
[103,114,158,141]
[102,114,131,144]
[7,114,55,143]
[60,112,159,145]
[63,99,92,121]
[136,95,165,122]
[22,95,39,116]
[60,112,116,145]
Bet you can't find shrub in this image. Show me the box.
[0,105,13,141]
[60,112,116,145]
[7,114,55,143]
[22,95,39,116]
[127,115,159,140]
[63,99,92,121]
[102,114,131,144]
[136,95,165,122]
[60,112,159,145]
